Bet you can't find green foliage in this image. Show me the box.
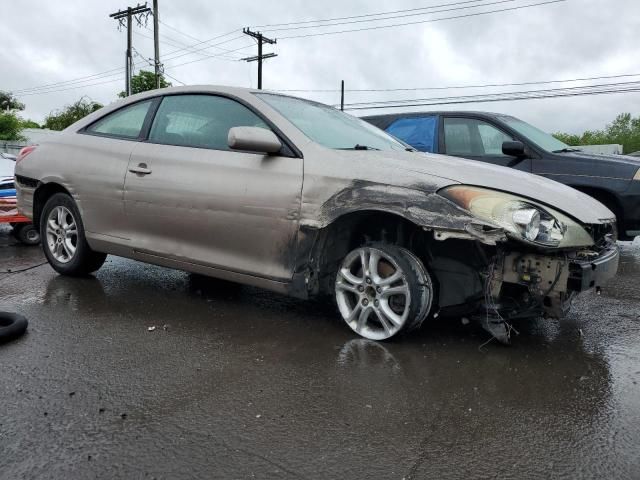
[553,113,640,154]
[20,119,41,129]
[0,91,25,111]
[0,111,27,141]
[44,97,103,131]
[118,70,171,98]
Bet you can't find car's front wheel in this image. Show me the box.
[40,193,106,276]
[335,243,433,340]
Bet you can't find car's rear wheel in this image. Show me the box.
[40,193,106,276]
[335,243,433,340]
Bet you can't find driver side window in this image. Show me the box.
[149,94,270,150]
[444,118,513,157]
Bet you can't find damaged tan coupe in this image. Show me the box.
[15,86,619,342]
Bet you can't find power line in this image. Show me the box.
[277,0,567,39]
[252,0,489,28]
[16,77,126,96]
[142,25,245,58]
[276,72,640,93]
[342,81,640,110]
[263,0,520,33]
[341,80,640,106]
[134,30,242,61]
[164,43,256,69]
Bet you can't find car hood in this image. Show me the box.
[362,150,615,224]
[552,151,640,180]
[557,151,640,168]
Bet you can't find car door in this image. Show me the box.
[123,93,303,280]
[74,99,156,240]
[441,116,531,171]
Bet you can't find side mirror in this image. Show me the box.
[502,140,526,157]
[228,126,282,154]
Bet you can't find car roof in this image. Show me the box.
[360,111,516,129]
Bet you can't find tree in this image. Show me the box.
[20,119,41,129]
[553,113,640,154]
[44,98,103,131]
[118,70,171,98]
[0,91,25,111]
[0,112,26,141]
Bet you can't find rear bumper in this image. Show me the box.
[568,243,619,292]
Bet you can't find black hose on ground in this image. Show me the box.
[0,312,28,343]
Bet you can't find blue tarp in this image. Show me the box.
[386,116,438,153]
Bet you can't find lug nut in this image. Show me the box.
[362,299,369,306]
[366,278,372,284]
[374,300,379,307]
[376,287,382,294]
[358,285,365,292]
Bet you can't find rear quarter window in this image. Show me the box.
[86,100,153,139]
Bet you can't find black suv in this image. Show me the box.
[364,111,640,240]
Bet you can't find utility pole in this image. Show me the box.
[241,28,277,90]
[109,3,152,97]
[152,0,161,89]
[340,80,345,111]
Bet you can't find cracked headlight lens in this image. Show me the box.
[440,185,594,248]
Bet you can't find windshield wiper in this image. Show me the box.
[552,148,582,153]
[338,144,381,151]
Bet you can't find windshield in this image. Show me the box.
[256,93,408,151]
[499,116,571,153]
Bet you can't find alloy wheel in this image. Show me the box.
[335,247,411,340]
[46,206,78,263]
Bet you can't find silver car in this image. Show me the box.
[15,86,619,342]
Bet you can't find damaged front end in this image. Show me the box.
[431,185,620,343]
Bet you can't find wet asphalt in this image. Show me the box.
[0,225,639,479]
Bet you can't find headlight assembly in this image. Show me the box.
[633,168,640,181]
[440,185,594,248]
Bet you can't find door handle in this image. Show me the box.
[129,163,152,175]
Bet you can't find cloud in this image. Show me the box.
[0,0,638,135]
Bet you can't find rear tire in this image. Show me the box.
[40,193,106,276]
[334,242,433,341]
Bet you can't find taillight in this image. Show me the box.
[16,145,37,164]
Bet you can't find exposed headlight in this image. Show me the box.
[440,185,594,248]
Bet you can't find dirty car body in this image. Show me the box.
[15,86,619,342]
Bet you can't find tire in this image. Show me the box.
[334,242,433,341]
[0,312,28,343]
[40,193,107,276]
[12,223,41,245]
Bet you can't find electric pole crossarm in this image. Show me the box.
[109,3,152,97]
[242,28,277,90]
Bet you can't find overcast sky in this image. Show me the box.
[1,0,638,134]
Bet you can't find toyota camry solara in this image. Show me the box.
[14,86,619,342]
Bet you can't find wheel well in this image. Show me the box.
[312,210,433,295]
[33,183,71,228]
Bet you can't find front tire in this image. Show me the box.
[40,193,106,276]
[335,243,433,340]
